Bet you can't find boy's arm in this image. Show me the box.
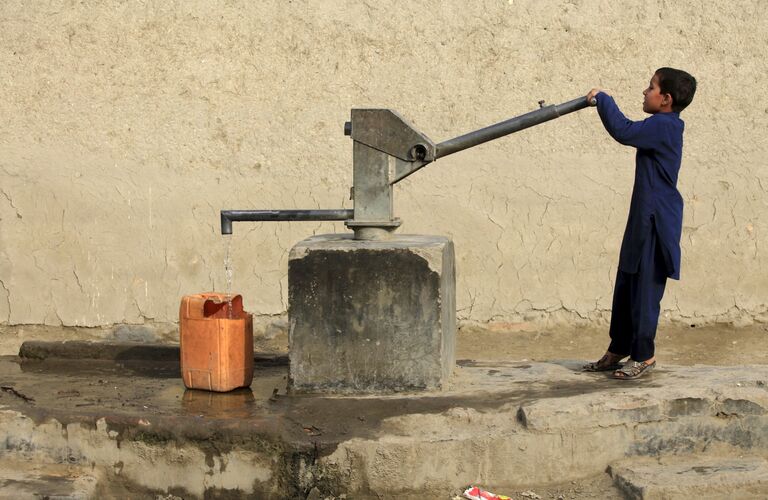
[591,91,660,150]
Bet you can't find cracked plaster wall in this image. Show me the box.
[0,0,766,328]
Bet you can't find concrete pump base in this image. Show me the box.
[288,234,456,393]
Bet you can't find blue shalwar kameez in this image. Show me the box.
[594,92,685,362]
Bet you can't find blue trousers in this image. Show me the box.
[608,227,668,362]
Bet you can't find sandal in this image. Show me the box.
[583,353,627,372]
[612,360,656,380]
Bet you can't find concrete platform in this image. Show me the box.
[609,456,768,499]
[2,341,768,498]
[0,454,98,500]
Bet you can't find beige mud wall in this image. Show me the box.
[0,1,766,329]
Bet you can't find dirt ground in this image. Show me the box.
[254,320,768,368]
[255,321,768,368]
[455,322,768,366]
[4,321,768,367]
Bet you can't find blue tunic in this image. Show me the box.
[595,92,685,280]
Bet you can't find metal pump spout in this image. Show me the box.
[220,209,353,235]
[220,94,595,239]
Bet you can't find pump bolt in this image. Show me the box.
[410,144,427,161]
[538,100,546,108]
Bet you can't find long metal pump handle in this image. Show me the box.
[435,95,595,159]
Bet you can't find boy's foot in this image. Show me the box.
[583,352,627,372]
[611,359,656,380]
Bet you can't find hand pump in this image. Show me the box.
[221,96,596,239]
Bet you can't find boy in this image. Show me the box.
[583,67,697,379]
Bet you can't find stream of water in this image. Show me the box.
[224,236,233,319]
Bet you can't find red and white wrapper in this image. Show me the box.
[463,485,511,500]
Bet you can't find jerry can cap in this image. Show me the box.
[180,293,245,320]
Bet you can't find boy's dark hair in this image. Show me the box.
[655,67,697,112]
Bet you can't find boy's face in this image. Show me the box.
[642,74,671,113]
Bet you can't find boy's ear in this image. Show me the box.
[661,93,673,108]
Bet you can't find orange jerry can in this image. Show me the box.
[179,293,254,392]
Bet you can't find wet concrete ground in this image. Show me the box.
[1,322,768,498]
[2,346,634,498]
[1,344,633,457]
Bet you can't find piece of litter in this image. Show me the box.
[463,486,511,500]
[520,491,541,499]
[137,419,150,426]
